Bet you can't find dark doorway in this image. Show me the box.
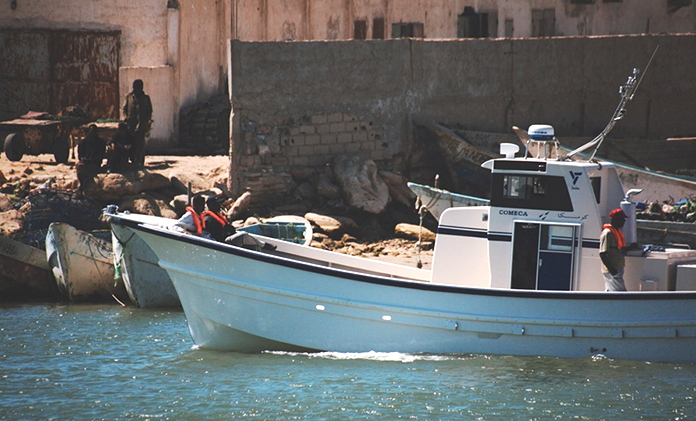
[354,20,367,40]
[458,6,488,38]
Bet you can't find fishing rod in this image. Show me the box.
[561,45,659,161]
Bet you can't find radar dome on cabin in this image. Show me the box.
[527,124,555,140]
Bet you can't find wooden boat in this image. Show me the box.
[108,210,312,308]
[0,234,57,302]
[106,68,696,362]
[45,222,129,303]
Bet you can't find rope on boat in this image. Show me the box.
[413,175,441,269]
[87,236,126,307]
[415,198,428,269]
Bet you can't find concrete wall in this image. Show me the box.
[228,34,696,199]
[0,0,226,150]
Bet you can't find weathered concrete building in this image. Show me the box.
[1,0,694,159]
[0,0,228,150]
[230,0,696,40]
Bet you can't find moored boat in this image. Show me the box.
[107,67,696,362]
[0,234,57,302]
[46,222,128,303]
[407,181,489,221]
[108,210,313,308]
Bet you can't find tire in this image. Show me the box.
[4,133,25,162]
[53,134,70,164]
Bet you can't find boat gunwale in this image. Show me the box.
[114,216,696,301]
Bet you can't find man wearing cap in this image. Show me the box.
[202,196,236,242]
[599,209,629,291]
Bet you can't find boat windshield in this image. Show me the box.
[491,174,573,211]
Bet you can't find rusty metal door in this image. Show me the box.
[0,29,120,121]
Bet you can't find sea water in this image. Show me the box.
[1,304,694,420]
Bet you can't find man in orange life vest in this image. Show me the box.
[202,195,236,242]
[175,195,205,235]
[599,208,629,291]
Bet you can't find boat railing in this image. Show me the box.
[525,138,562,160]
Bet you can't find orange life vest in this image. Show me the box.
[201,211,227,228]
[186,206,203,234]
[603,223,626,249]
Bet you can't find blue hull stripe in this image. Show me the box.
[438,225,600,249]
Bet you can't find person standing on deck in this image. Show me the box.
[123,79,152,166]
[599,209,629,291]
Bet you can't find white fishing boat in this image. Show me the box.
[408,181,489,221]
[109,214,181,308]
[46,222,128,303]
[108,212,312,308]
[106,67,696,363]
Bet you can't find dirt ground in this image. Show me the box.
[0,153,433,270]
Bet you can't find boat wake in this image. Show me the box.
[265,350,471,362]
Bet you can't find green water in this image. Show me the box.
[1,304,694,420]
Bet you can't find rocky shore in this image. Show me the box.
[0,154,435,268]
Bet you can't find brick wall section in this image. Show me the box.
[235,110,386,205]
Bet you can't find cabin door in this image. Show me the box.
[511,222,578,291]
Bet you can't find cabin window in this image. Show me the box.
[591,177,601,204]
[502,175,546,199]
[491,174,573,211]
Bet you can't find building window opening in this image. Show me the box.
[531,8,555,37]
[392,22,424,38]
[458,6,488,38]
[373,17,385,39]
[354,20,367,40]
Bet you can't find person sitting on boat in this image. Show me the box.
[202,195,236,242]
[599,209,629,292]
[174,195,206,235]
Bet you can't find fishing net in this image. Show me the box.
[14,190,105,249]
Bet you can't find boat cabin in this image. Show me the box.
[431,140,696,292]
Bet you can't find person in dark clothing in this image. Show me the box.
[75,124,106,193]
[202,196,236,242]
[106,122,136,172]
[175,195,206,235]
[600,208,629,291]
[123,79,153,166]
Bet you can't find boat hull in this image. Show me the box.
[111,222,180,308]
[121,220,696,363]
[108,213,312,308]
[46,223,128,303]
[0,235,57,302]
